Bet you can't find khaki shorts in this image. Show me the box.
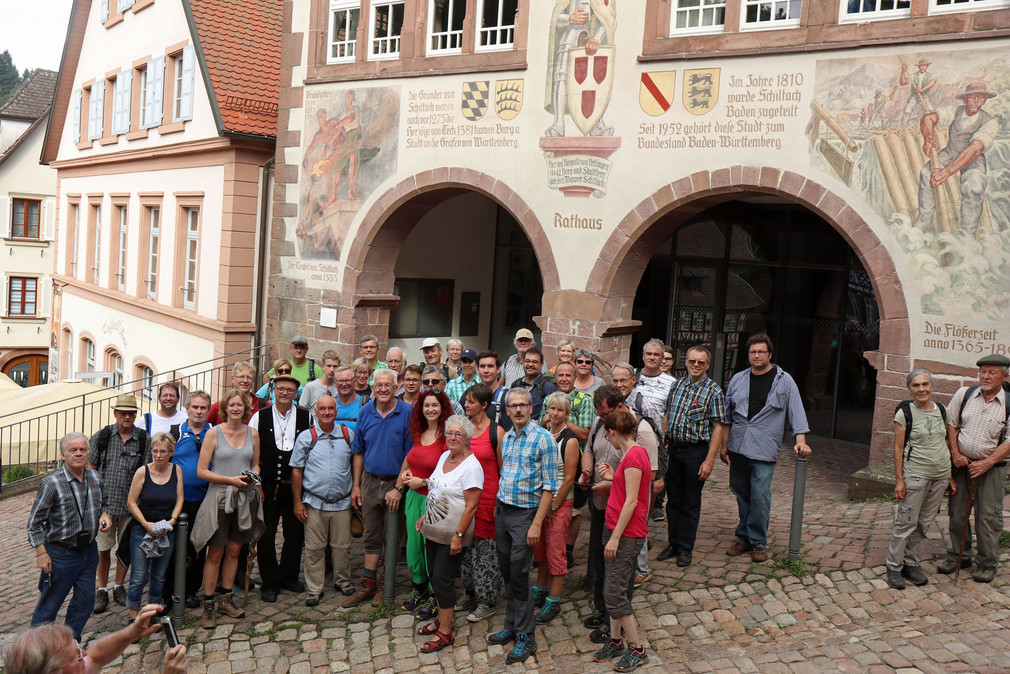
[207,508,259,547]
[96,514,128,552]
[361,472,397,556]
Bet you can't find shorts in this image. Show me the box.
[207,508,259,547]
[96,514,128,552]
[361,472,397,555]
[534,499,573,576]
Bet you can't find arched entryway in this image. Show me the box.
[1,352,49,387]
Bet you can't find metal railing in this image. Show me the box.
[0,344,273,492]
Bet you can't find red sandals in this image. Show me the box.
[417,619,441,635]
[420,627,455,653]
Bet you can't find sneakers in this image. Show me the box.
[305,593,323,607]
[751,547,769,563]
[590,624,611,644]
[487,627,515,645]
[651,506,666,522]
[633,572,651,588]
[217,593,245,619]
[113,585,127,606]
[401,587,426,612]
[535,598,562,624]
[593,638,626,663]
[94,589,109,614]
[727,541,752,556]
[185,594,201,609]
[886,568,906,590]
[973,566,996,583]
[467,602,496,623]
[533,586,547,609]
[936,556,972,574]
[416,596,437,620]
[901,565,928,586]
[201,596,216,629]
[614,645,649,672]
[454,591,477,613]
[505,633,537,664]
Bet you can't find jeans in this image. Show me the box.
[666,442,708,552]
[728,453,777,548]
[126,525,175,610]
[32,541,99,641]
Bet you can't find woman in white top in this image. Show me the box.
[406,415,483,653]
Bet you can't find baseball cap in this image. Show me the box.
[514,328,534,341]
[461,348,478,361]
[421,337,441,349]
[290,335,309,347]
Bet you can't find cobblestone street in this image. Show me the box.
[4,437,1010,673]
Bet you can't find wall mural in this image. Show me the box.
[297,87,399,262]
[810,49,1010,324]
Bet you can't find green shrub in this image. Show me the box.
[2,464,36,483]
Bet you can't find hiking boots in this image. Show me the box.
[936,556,972,574]
[341,577,377,607]
[886,569,906,590]
[93,589,109,614]
[751,547,769,563]
[973,566,996,583]
[217,593,245,619]
[727,541,752,556]
[113,586,127,606]
[201,596,216,629]
[901,565,928,586]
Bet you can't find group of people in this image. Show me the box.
[18,325,1007,672]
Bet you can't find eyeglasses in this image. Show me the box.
[445,430,468,438]
[336,378,354,384]
[575,359,593,365]
[291,344,308,350]
[276,369,292,374]
[422,378,442,385]
[506,403,530,410]
[275,387,298,394]
[373,383,394,390]
[51,640,85,672]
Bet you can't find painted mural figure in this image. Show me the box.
[899,59,937,125]
[544,0,617,137]
[913,82,1000,238]
[302,91,378,208]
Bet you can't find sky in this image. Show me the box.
[1,2,75,73]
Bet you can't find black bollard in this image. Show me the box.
[172,512,189,626]
[383,508,400,605]
[787,454,808,560]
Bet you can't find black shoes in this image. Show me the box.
[677,551,693,567]
[656,545,677,562]
[901,565,928,586]
[280,580,306,593]
[261,588,278,602]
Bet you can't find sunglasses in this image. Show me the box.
[422,378,442,385]
[276,369,292,374]
[575,359,593,364]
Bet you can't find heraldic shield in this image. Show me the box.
[566,45,615,136]
[683,68,720,116]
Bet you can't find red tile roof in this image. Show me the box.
[187,0,282,138]
[1,69,59,121]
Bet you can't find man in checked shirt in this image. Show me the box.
[656,345,727,568]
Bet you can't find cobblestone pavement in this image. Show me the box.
[4,437,1010,673]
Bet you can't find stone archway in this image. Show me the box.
[335,168,558,351]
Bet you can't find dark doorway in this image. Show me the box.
[632,200,878,443]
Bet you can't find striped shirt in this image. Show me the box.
[445,374,480,404]
[949,385,1009,460]
[27,466,102,548]
[665,376,728,444]
[498,422,560,509]
[539,389,595,448]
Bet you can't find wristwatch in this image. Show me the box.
[397,485,407,495]
[454,530,464,539]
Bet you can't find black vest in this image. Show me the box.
[256,406,312,485]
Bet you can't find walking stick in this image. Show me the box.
[243,540,258,607]
[954,476,976,581]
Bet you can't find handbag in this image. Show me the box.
[419,490,474,546]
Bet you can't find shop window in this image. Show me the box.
[390,278,454,338]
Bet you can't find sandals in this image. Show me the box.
[420,627,455,653]
[417,619,441,635]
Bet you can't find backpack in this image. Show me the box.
[307,358,318,383]
[958,384,1010,443]
[488,417,498,453]
[93,424,149,471]
[306,424,351,452]
[895,400,947,461]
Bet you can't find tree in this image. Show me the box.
[0,51,23,106]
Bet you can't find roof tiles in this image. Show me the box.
[1,69,59,121]
[187,0,282,138]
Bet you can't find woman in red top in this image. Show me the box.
[594,410,650,672]
[456,383,505,622]
[389,389,450,619]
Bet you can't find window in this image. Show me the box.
[477,0,517,50]
[11,199,41,239]
[118,0,135,10]
[101,0,109,22]
[671,0,726,33]
[7,277,37,316]
[390,278,454,338]
[932,0,1009,9]
[91,203,102,284]
[139,365,156,399]
[84,338,96,373]
[69,202,80,277]
[115,205,128,291]
[370,1,404,58]
[742,0,802,27]
[428,0,466,53]
[145,206,160,299]
[328,0,360,62]
[112,71,132,135]
[63,329,74,380]
[140,57,165,129]
[172,46,195,122]
[88,82,105,140]
[108,351,124,389]
[182,207,200,310]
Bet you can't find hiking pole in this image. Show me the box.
[243,540,258,607]
[955,475,976,581]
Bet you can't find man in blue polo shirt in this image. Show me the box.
[487,387,559,665]
[344,368,411,607]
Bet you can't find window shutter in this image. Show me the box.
[178,46,195,121]
[118,0,135,10]
[89,84,105,140]
[44,198,56,241]
[144,57,164,128]
[113,71,131,134]
[72,88,82,143]
[101,0,109,22]
[41,277,53,317]
[1,276,8,316]
[0,196,9,239]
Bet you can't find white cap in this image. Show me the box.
[421,337,441,349]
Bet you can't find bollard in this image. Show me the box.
[383,508,400,605]
[787,454,808,559]
[172,512,189,626]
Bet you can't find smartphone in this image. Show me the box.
[160,616,179,648]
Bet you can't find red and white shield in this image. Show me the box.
[566,45,615,136]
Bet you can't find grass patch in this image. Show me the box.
[368,603,396,621]
[844,492,897,504]
[1000,530,1010,549]
[771,555,811,577]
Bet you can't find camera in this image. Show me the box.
[160,616,179,648]
[241,470,262,486]
[75,531,92,549]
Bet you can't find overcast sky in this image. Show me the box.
[2,2,75,73]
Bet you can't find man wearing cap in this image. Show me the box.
[89,394,152,613]
[899,58,936,125]
[937,354,1010,583]
[915,82,1001,238]
[420,338,450,381]
[249,374,312,602]
[446,349,481,404]
[268,335,324,387]
[501,329,544,390]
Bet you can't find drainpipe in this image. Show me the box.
[254,157,275,364]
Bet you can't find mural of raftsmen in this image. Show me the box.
[544,0,617,137]
[914,82,1000,238]
[899,58,937,125]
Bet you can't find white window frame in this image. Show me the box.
[100,0,109,22]
[116,206,127,291]
[427,0,466,55]
[141,366,156,399]
[929,0,1010,12]
[740,0,802,29]
[183,207,199,310]
[840,0,909,21]
[112,71,132,135]
[85,339,96,373]
[111,353,124,389]
[88,83,105,140]
[71,204,80,277]
[146,206,159,300]
[92,204,102,285]
[476,0,517,51]
[671,0,727,34]
[328,0,360,63]
[141,57,164,129]
[369,1,404,59]
[118,0,135,10]
[173,46,195,122]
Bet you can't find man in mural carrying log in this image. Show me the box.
[899,59,937,126]
[914,82,1000,238]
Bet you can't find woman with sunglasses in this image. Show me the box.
[573,349,605,394]
[256,358,304,405]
